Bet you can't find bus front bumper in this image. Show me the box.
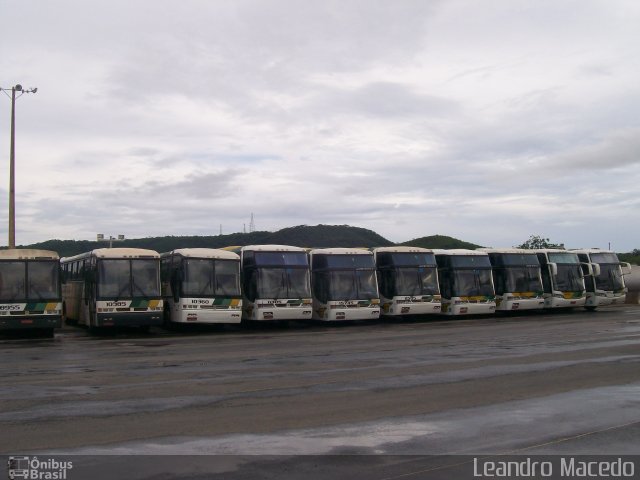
[0,315,62,330]
[381,302,441,316]
[96,312,163,327]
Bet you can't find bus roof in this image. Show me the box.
[161,248,240,260]
[433,249,488,256]
[239,244,307,252]
[570,248,616,255]
[61,248,160,263]
[0,248,60,260]
[372,246,434,254]
[477,248,538,255]
[309,248,372,255]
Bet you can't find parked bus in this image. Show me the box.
[309,248,380,321]
[372,246,441,316]
[0,249,61,337]
[230,245,312,322]
[535,249,588,309]
[479,248,545,311]
[572,248,631,310]
[160,248,242,324]
[434,249,496,315]
[61,248,163,330]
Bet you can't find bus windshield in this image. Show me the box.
[450,256,492,268]
[382,252,436,267]
[28,261,60,300]
[452,270,494,297]
[255,252,308,266]
[0,261,59,301]
[317,255,375,269]
[182,259,240,297]
[555,264,584,292]
[98,259,160,298]
[0,262,26,300]
[548,253,580,264]
[493,254,540,267]
[590,253,620,265]
[257,267,311,299]
[495,266,542,294]
[392,267,439,296]
[326,270,378,301]
[215,260,241,296]
[595,264,625,291]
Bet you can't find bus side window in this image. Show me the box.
[494,268,506,295]
[379,269,395,299]
[170,268,180,301]
[540,267,552,293]
[244,269,257,302]
[440,269,452,299]
[313,272,328,303]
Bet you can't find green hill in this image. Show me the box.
[21,224,394,257]
[18,228,636,259]
[400,234,482,250]
[267,225,393,248]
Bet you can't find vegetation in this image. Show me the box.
[14,227,636,263]
[515,235,564,249]
[619,249,640,265]
[399,234,482,250]
[19,224,393,257]
[265,224,392,248]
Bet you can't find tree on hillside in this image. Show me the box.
[400,235,481,250]
[516,235,564,249]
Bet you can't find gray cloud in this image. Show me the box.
[2,0,640,251]
[551,128,640,170]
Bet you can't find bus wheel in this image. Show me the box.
[585,306,597,312]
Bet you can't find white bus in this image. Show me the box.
[231,245,312,322]
[535,249,588,309]
[0,249,61,337]
[434,249,496,315]
[160,248,242,324]
[372,246,441,316]
[479,248,545,312]
[61,248,163,331]
[572,248,631,310]
[309,248,380,321]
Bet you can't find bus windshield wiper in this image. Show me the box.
[132,280,150,298]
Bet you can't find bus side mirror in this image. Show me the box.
[621,262,632,275]
[548,263,558,276]
[580,263,593,277]
[591,263,600,277]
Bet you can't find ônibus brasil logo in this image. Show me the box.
[7,456,73,480]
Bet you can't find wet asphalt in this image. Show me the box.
[2,306,640,478]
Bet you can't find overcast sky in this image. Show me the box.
[1,0,639,251]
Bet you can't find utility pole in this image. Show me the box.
[97,234,125,248]
[1,84,37,248]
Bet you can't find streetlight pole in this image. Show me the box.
[1,84,37,248]
[97,234,125,248]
